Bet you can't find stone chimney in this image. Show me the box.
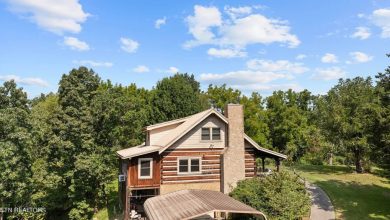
[221,104,245,194]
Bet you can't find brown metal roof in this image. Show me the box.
[143,189,266,220]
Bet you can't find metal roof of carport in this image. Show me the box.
[143,189,267,220]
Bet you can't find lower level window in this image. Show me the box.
[138,158,153,179]
[178,158,201,174]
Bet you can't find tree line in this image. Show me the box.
[0,55,389,219]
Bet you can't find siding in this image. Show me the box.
[160,148,222,184]
[149,123,181,146]
[128,152,161,188]
[244,140,257,178]
[170,115,227,149]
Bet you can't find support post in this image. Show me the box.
[261,157,265,172]
[275,158,280,172]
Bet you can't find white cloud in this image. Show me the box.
[349,51,373,63]
[73,60,113,67]
[0,74,49,87]
[207,48,246,58]
[351,27,371,40]
[133,65,150,73]
[5,0,89,34]
[219,14,300,48]
[199,59,309,88]
[296,54,307,60]
[200,70,287,85]
[168,67,179,74]
[224,6,252,19]
[321,53,338,63]
[246,59,309,74]
[185,5,222,47]
[232,83,303,92]
[371,8,390,38]
[184,5,300,51]
[155,17,166,29]
[313,67,346,80]
[120,37,139,53]
[63,37,89,51]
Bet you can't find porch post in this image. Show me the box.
[261,157,265,172]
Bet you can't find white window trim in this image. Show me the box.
[138,158,153,179]
[177,157,202,175]
[201,127,221,142]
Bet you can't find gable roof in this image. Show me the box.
[144,189,266,220]
[157,108,227,153]
[116,108,287,160]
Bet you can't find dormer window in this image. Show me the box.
[201,127,221,141]
[201,128,211,140]
[212,128,221,140]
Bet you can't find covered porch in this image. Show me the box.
[244,134,287,176]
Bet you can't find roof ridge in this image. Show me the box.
[145,108,214,130]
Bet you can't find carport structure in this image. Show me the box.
[143,189,266,220]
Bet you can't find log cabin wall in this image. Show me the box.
[128,152,161,188]
[160,148,223,184]
[245,141,257,178]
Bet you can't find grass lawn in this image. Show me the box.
[291,164,390,220]
[93,180,123,220]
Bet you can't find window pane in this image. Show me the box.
[212,128,221,140]
[191,159,200,172]
[140,167,150,176]
[141,160,150,169]
[201,128,210,140]
[139,160,151,177]
[179,159,188,172]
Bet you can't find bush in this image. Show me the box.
[68,201,93,220]
[230,171,310,220]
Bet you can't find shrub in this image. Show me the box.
[68,200,93,220]
[230,171,310,220]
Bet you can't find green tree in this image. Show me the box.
[230,171,310,220]
[206,84,241,113]
[240,92,271,148]
[323,77,379,173]
[373,54,390,170]
[151,73,208,122]
[266,90,310,160]
[0,81,33,219]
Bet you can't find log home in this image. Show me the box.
[117,104,286,218]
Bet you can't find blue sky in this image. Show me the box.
[0,0,389,97]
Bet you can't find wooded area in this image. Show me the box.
[0,55,389,219]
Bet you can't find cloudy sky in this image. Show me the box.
[0,0,389,97]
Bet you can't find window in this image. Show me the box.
[212,128,221,140]
[201,128,210,140]
[201,127,221,141]
[178,158,201,174]
[138,158,152,179]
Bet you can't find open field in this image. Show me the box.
[292,165,390,220]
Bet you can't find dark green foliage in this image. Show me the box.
[373,54,390,171]
[230,171,310,220]
[0,81,33,219]
[320,77,380,173]
[266,90,313,160]
[206,84,241,113]
[151,73,208,122]
[240,93,271,148]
